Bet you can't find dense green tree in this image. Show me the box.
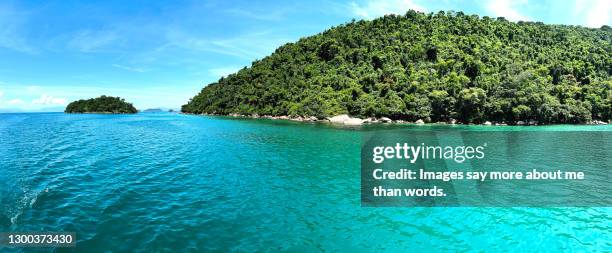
[182,11,611,124]
[65,96,137,114]
[429,90,454,121]
[458,88,487,123]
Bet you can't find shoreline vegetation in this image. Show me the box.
[187,112,610,126]
[182,10,611,125]
[65,96,137,114]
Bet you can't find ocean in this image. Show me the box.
[0,112,610,252]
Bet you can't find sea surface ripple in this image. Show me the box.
[0,113,610,252]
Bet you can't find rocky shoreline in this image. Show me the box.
[189,113,609,126]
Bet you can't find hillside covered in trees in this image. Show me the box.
[65,96,137,114]
[182,10,611,124]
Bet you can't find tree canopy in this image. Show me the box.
[65,95,137,114]
[182,10,611,124]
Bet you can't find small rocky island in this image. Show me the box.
[65,95,137,114]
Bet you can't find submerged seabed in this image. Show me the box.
[0,113,610,252]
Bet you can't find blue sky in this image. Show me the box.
[0,0,609,112]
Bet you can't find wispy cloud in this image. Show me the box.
[574,0,611,27]
[484,0,530,21]
[0,81,202,111]
[26,85,41,92]
[224,8,287,21]
[0,87,26,108]
[32,94,67,105]
[0,83,69,110]
[350,0,426,19]
[112,64,148,73]
[165,30,289,60]
[68,29,121,53]
[5,98,24,105]
[0,2,36,53]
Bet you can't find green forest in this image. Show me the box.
[182,10,611,124]
[65,96,137,114]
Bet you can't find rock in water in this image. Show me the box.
[379,117,392,123]
[328,114,351,124]
[344,118,364,125]
[328,114,363,125]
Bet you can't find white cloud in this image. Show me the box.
[350,0,426,19]
[32,94,66,105]
[0,81,201,111]
[0,90,4,99]
[6,98,23,105]
[485,0,530,22]
[574,0,611,28]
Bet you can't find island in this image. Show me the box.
[143,108,164,113]
[182,10,611,125]
[65,95,137,114]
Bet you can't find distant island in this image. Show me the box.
[65,95,137,114]
[143,108,163,112]
[142,108,179,113]
[182,10,611,125]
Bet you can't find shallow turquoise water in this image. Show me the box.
[0,113,610,252]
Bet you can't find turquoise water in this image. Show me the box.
[0,113,610,252]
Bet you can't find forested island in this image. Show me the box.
[182,10,611,124]
[65,96,137,114]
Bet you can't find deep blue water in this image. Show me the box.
[0,113,610,252]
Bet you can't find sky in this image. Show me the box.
[0,0,610,112]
